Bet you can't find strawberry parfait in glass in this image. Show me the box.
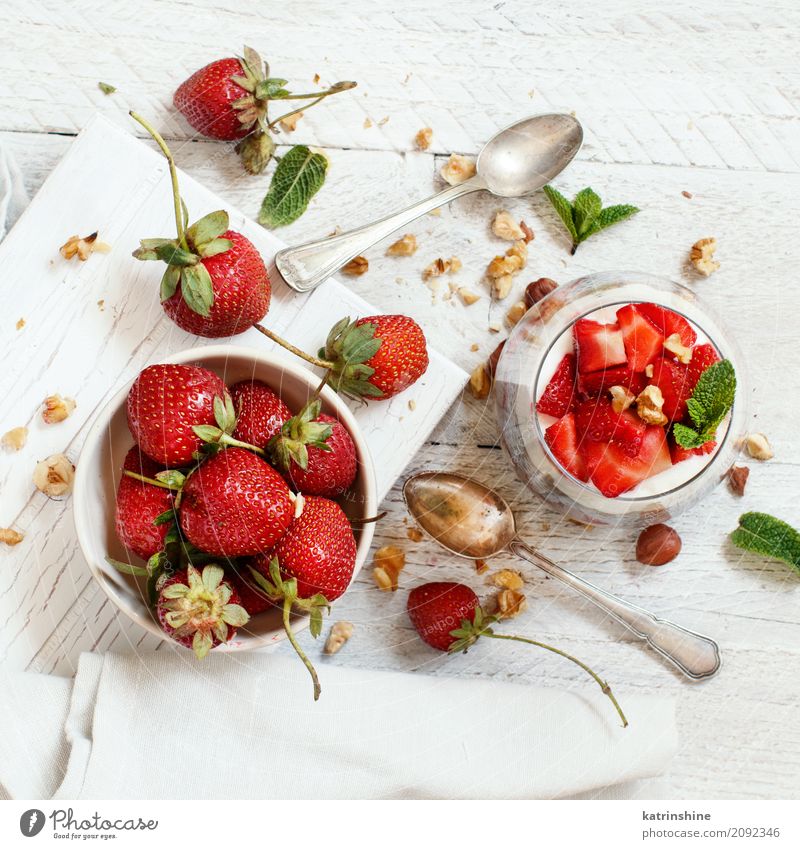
[495,272,747,526]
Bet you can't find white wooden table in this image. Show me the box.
[1,0,799,799]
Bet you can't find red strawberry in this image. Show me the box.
[269,400,357,498]
[156,564,249,658]
[616,304,665,371]
[649,357,692,421]
[536,353,578,417]
[407,582,480,651]
[686,343,720,387]
[179,447,294,557]
[636,303,697,347]
[230,379,291,447]
[227,568,273,616]
[573,319,628,373]
[321,315,429,401]
[114,446,174,560]
[582,426,671,497]
[669,438,717,465]
[577,365,647,397]
[544,413,589,482]
[574,397,647,458]
[127,363,228,466]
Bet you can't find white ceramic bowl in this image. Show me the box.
[73,344,378,652]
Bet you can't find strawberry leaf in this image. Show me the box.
[160,265,180,302]
[186,210,229,250]
[105,556,149,577]
[180,264,215,317]
[259,145,328,228]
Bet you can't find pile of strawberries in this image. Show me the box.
[537,302,720,497]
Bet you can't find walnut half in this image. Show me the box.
[636,385,668,425]
[324,621,354,654]
[440,154,477,185]
[690,237,720,276]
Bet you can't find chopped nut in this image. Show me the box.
[492,274,513,300]
[636,524,682,566]
[524,277,558,309]
[386,234,418,256]
[406,526,423,542]
[475,558,489,575]
[745,432,773,461]
[520,220,535,243]
[440,153,476,185]
[33,453,75,497]
[378,116,389,126]
[16,317,25,330]
[488,321,502,333]
[414,127,433,150]
[645,363,654,378]
[363,117,373,129]
[342,256,369,276]
[495,588,527,619]
[2,426,28,451]
[279,111,303,132]
[664,333,692,364]
[492,210,526,242]
[458,287,480,306]
[636,385,669,426]
[486,240,528,299]
[470,343,479,352]
[97,299,105,311]
[407,399,417,412]
[42,394,76,424]
[682,190,693,199]
[0,528,24,546]
[468,363,491,399]
[690,237,720,276]
[313,73,321,84]
[506,300,527,327]
[324,621,354,654]
[490,569,524,591]
[609,384,636,413]
[728,465,749,496]
[422,256,460,280]
[448,256,462,274]
[59,232,110,261]
[372,545,405,591]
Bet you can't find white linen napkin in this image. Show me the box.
[0,651,677,800]
[0,141,28,239]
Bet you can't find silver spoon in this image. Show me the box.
[403,471,721,680]
[275,113,583,293]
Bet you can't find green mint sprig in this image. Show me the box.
[543,185,639,254]
[731,513,800,572]
[673,359,736,449]
[259,145,328,228]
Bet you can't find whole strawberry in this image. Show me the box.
[268,399,357,497]
[114,446,174,560]
[127,363,228,466]
[407,581,628,727]
[156,564,249,658]
[230,379,291,447]
[321,315,429,401]
[179,447,294,557]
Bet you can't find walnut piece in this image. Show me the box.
[664,333,692,364]
[519,220,535,243]
[42,394,76,424]
[279,111,303,132]
[495,588,527,619]
[486,240,527,299]
[458,287,480,306]
[0,528,24,546]
[728,465,749,496]
[324,621,354,654]
[506,300,527,327]
[745,432,773,461]
[414,127,433,150]
[2,426,28,451]
[342,256,369,276]
[609,385,636,413]
[407,399,417,412]
[363,117,373,129]
[59,232,110,261]
[492,210,526,242]
[422,256,460,281]
[636,385,668,426]
[468,363,491,399]
[406,527,423,542]
[690,237,720,276]
[386,234,418,256]
[33,453,75,497]
[440,153,476,185]
[490,569,524,591]
[645,363,654,378]
[372,544,406,592]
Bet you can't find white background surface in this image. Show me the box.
[0,0,798,799]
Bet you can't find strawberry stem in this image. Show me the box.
[484,632,628,728]
[218,434,266,456]
[129,111,189,251]
[122,469,181,491]
[267,82,357,130]
[282,596,322,700]
[253,322,333,370]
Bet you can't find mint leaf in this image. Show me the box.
[259,145,328,228]
[584,204,639,238]
[731,513,800,572]
[573,187,602,236]
[672,359,736,448]
[544,186,639,253]
[672,422,712,449]
[542,185,577,242]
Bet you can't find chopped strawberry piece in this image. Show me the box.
[649,357,693,421]
[536,353,578,417]
[578,365,647,397]
[686,343,720,388]
[581,426,671,498]
[544,413,589,482]
[636,303,697,347]
[616,304,665,372]
[669,437,717,465]
[573,319,627,374]
[574,397,647,458]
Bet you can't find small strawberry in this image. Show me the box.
[544,413,589,482]
[573,319,628,374]
[321,315,429,401]
[156,564,249,658]
[686,343,720,388]
[535,353,578,418]
[230,379,291,447]
[114,446,174,560]
[407,582,627,726]
[178,447,294,557]
[636,302,697,347]
[268,399,357,497]
[126,363,229,466]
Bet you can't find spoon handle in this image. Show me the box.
[274,176,486,293]
[508,539,721,680]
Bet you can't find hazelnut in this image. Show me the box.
[486,340,506,378]
[0,528,24,546]
[386,234,418,256]
[342,255,369,276]
[279,111,303,132]
[495,588,527,619]
[524,277,558,309]
[505,300,527,327]
[324,621,354,655]
[2,426,28,451]
[609,385,636,413]
[33,453,75,497]
[636,524,682,566]
[458,287,480,305]
[414,127,433,150]
[744,432,773,460]
[690,237,720,276]
[728,465,749,496]
[489,569,524,591]
[440,153,476,185]
[635,385,669,426]
[468,363,491,399]
[492,210,526,242]
[372,544,405,591]
[42,394,76,424]
[664,333,692,364]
